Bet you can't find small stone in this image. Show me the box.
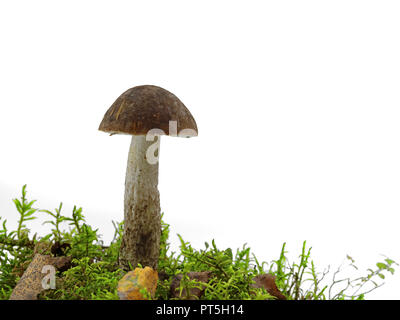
[250,273,286,300]
[170,271,212,300]
[117,267,158,300]
[9,254,72,300]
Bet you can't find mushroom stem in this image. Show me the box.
[119,135,161,270]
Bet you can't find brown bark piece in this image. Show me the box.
[9,254,72,300]
[170,271,212,300]
[250,273,287,300]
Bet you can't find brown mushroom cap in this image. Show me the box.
[98,85,198,136]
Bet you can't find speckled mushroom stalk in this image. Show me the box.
[122,134,161,270]
[99,85,197,271]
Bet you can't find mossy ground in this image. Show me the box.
[0,186,397,300]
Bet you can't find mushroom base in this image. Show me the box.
[119,135,161,270]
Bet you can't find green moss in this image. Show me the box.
[0,185,397,300]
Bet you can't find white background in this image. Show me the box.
[1,1,399,299]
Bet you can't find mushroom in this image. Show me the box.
[99,85,197,270]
